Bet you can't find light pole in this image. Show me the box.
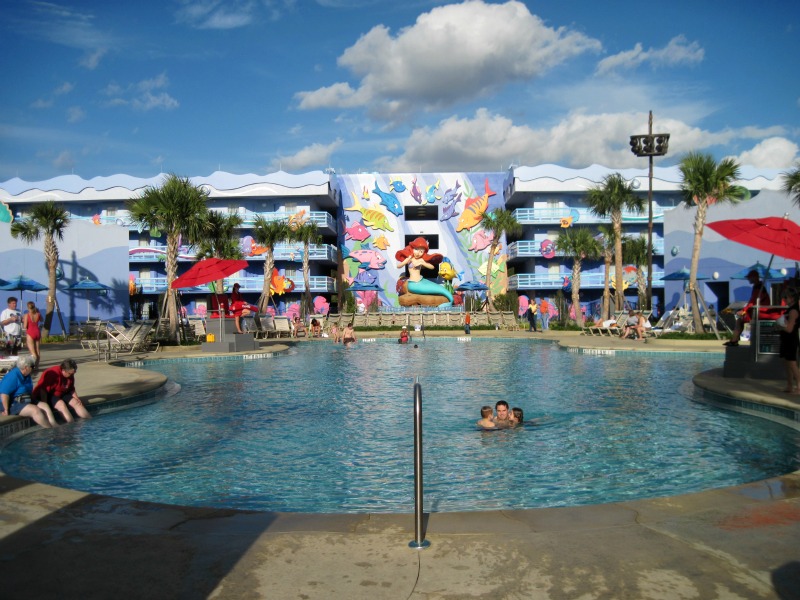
[629,111,669,311]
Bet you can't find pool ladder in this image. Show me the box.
[409,378,430,550]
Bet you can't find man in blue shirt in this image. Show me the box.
[0,356,54,428]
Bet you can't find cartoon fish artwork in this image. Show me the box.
[373,234,390,251]
[478,257,504,277]
[346,191,395,232]
[410,176,423,204]
[438,258,463,282]
[468,229,494,251]
[344,247,387,270]
[344,219,371,242]
[440,192,461,222]
[389,177,406,193]
[92,214,102,225]
[560,216,573,228]
[441,180,461,205]
[540,239,556,259]
[288,209,308,230]
[425,179,441,204]
[313,296,330,315]
[372,181,403,217]
[456,178,496,232]
[353,269,377,285]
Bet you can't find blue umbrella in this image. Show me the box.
[0,275,48,302]
[348,282,382,292]
[660,267,710,281]
[67,279,112,321]
[731,261,784,280]
[456,281,489,291]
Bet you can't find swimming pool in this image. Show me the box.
[1,340,798,513]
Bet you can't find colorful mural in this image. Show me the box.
[336,172,508,309]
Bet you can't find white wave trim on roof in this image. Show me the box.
[0,170,330,201]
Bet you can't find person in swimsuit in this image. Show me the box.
[22,301,41,370]
[342,323,356,345]
[778,287,799,394]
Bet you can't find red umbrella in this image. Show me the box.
[171,258,248,289]
[707,216,800,262]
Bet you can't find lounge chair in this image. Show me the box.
[273,316,292,338]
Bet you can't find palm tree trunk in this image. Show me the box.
[485,241,498,311]
[165,233,179,338]
[260,251,275,313]
[42,234,58,338]
[302,242,312,317]
[602,251,612,320]
[613,213,624,309]
[637,268,646,309]
[572,261,583,327]
[689,203,707,333]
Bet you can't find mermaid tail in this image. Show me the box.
[408,279,453,305]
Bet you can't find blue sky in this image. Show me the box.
[1,0,798,181]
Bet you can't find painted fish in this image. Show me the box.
[441,180,461,205]
[346,191,394,231]
[288,209,308,230]
[478,257,504,277]
[560,216,573,228]
[425,179,441,204]
[410,176,423,204]
[353,269,377,285]
[344,247,387,270]
[373,234,390,251]
[389,177,406,193]
[344,219,371,242]
[372,181,403,216]
[313,296,330,314]
[438,258,462,282]
[456,179,496,232]
[468,229,494,251]
[440,192,461,222]
[540,239,555,259]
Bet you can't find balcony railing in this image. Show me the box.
[69,210,337,232]
[134,275,337,294]
[508,238,664,260]
[508,272,665,290]
[129,243,338,263]
[512,207,664,225]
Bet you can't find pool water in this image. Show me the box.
[1,340,798,513]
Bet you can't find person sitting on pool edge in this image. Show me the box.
[33,358,91,423]
[477,405,496,429]
[0,355,55,428]
[399,325,410,344]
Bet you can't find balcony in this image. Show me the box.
[134,275,337,295]
[508,238,664,260]
[512,207,664,225]
[508,272,665,290]
[129,243,338,263]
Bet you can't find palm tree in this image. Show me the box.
[781,163,800,208]
[586,173,644,310]
[623,235,649,309]
[127,174,210,338]
[195,211,243,261]
[555,227,601,328]
[10,200,70,338]
[597,224,617,321]
[480,209,522,311]
[251,216,291,313]
[290,221,322,318]
[679,152,747,333]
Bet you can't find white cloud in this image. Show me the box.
[270,139,343,171]
[296,0,601,122]
[101,73,178,111]
[175,0,295,29]
[67,106,86,123]
[31,98,53,109]
[80,48,107,70]
[374,109,798,172]
[53,151,75,171]
[730,137,799,168]
[54,82,75,96]
[596,35,704,75]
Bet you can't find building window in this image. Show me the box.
[404,205,438,221]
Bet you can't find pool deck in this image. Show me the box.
[1,333,799,599]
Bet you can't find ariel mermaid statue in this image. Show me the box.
[395,237,453,307]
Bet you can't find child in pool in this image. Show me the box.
[511,407,524,425]
[477,405,496,429]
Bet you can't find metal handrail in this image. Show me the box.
[409,379,430,550]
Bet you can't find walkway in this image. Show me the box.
[0,334,798,599]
